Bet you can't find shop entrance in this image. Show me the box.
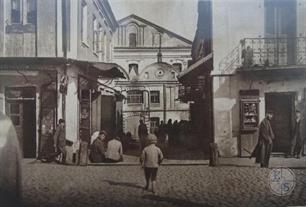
[5,87,37,158]
[265,92,295,153]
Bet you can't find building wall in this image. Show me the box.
[297,0,306,36]
[75,0,115,62]
[0,0,4,56]
[212,0,306,156]
[0,0,116,61]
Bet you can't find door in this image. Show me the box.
[23,100,36,158]
[265,92,294,153]
[150,117,160,134]
[5,87,37,158]
[101,96,116,137]
[265,0,297,65]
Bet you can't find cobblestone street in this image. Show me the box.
[22,158,306,207]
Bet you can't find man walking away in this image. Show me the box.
[140,134,163,194]
[53,119,66,164]
[255,111,275,168]
[290,110,303,159]
[138,119,148,150]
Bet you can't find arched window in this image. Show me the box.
[129,33,137,47]
[129,64,138,75]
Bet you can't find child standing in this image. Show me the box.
[140,134,163,194]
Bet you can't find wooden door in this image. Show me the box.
[265,93,294,153]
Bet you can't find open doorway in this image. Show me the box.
[265,92,295,153]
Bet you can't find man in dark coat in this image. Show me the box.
[53,119,66,164]
[138,119,148,150]
[251,111,275,168]
[290,110,304,159]
[89,131,107,163]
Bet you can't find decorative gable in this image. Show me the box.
[114,14,192,48]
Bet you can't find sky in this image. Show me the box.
[109,0,198,41]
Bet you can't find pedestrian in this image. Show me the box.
[105,137,123,163]
[166,119,173,145]
[53,119,66,164]
[0,111,22,207]
[250,111,275,168]
[140,134,164,194]
[89,130,107,163]
[138,119,148,150]
[290,110,304,159]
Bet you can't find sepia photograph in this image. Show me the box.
[0,0,306,206]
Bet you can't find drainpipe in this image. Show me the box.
[143,90,150,121]
[61,0,68,121]
[163,84,166,122]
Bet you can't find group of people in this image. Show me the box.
[138,119,193,151]
[251,110,304,168]
[89,130,123,163]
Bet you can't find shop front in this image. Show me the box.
[214,68,306,157]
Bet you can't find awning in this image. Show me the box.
[73,60,126,79]
[0,58,126,79]
[178,53,213,81]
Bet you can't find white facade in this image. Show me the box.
[113,15,192,138]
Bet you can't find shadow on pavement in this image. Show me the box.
[142,194,212,207]
[102,180,143,189]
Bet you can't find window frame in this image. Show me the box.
[129,33,137,47]
[10,0,37,25]
[81,2,88,45]
[150,91,160,104]
[127,90,143,104]
[128,64,139,75]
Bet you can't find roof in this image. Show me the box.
[178,53,213,80]
[118,14,192,45]
[0,57,126,79]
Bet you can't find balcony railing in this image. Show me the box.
[219,37,306,74]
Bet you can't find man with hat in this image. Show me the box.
[140,134,163,194]
[251,110,275,168]
[290,110,304,159]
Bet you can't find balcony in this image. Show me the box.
[219,37,306,74]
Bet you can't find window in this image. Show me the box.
[11,0,21,23]
[144,72,149,79]
[96,24,102,52]
[129,64,138,75]
[152,33,161,46]
[150,91,160,104]
[81,2,88,43]
[171,71,176,79]
[173,63,182,72]
[127,91,143,104]
[93,16,98,52]
[11,0,37,24]
[27,0,36,24]
[129,33,137,47]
